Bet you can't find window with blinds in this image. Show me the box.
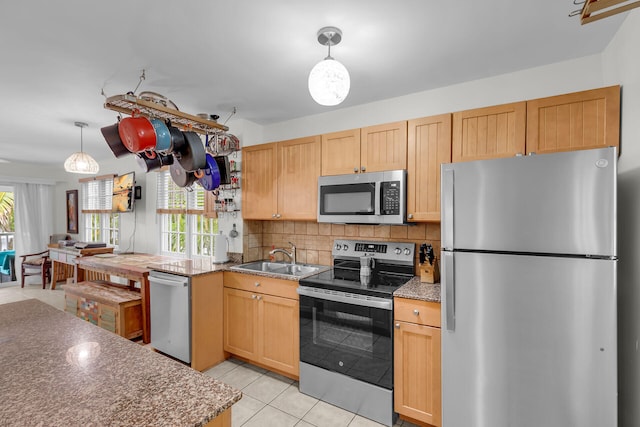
[79,175,119,246]
[156,170,217,257]
[81,177,113,213]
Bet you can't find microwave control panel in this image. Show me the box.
[381,181,401,215]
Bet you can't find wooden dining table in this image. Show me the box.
[74,253,179,343]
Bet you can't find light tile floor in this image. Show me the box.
[0,282,420,427]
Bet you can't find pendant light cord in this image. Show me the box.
[80,125,84,153]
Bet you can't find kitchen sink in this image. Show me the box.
[230,261,326,277]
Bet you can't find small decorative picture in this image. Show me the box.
[66,189,78,234]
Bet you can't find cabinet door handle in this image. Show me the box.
[254,282,260,287]
[257,295,262,301]
[272,214,276,218]
[353,167,359,173]
[413,309,420,316]
[251,294,257,299]
[395,323,400,329]
[408,214,413,219]
[361,166,366,172]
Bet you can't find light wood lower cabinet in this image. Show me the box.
[394,298,441,427]
[223,272,299,378]
[191,272,226,372]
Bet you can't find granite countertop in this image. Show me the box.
[394,276,441,303]
[148,259,241,277]
[0,299,242,426]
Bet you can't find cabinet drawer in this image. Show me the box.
[394,297,440,327]
[223,272,298,300]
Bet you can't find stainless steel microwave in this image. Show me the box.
[317,169,407,224]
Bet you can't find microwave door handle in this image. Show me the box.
[374,181,381,215]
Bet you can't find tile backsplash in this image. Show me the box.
[243,220,441,275]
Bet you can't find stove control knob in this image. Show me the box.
[403,248,411,256]
[343,244,349,251]
[394,247,401,255]
[335,243,342,251]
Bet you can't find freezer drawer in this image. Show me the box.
[441,147,616,257]
[441,251,617,427]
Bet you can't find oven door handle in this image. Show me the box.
[297,286,393,311]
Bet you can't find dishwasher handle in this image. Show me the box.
[148,272,189,287]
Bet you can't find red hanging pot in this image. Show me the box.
[118,109,157,153]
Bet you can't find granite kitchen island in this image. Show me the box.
[0,299,241,426]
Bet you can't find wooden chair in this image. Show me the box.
[20,250,52,289]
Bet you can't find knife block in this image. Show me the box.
[420,259,440,283]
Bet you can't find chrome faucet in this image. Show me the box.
[269,241,297,265]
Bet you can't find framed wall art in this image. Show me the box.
[66,189,78,234]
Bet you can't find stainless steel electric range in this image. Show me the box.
[297,239,415,427]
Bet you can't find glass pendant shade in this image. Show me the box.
[64,121,99,174]
[64,151,99,174]
[308,58,351,106]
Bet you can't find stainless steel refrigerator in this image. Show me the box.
[440,147,617,427]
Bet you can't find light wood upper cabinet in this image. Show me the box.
[321,122,407,175]
[242,143,278,220]
[526,85,620,155]
[407,114,452,222]
[321,129,361,175]
[452,101,526,162]
[243,137,320,220]
[277,136,321,220]
[361,121,408,172]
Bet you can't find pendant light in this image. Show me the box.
[308,26,350,106]
[64,121,99,174]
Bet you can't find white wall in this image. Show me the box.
[259,54,605,144]
[602,9,640,427]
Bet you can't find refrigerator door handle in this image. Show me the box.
[442,251,455,331]
[442,168,454,250]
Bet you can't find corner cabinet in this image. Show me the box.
[242,136,320,220]
[526,85,620,155]
[223,272,300,378]
[394,298,441,427]
[407,114,452,222]
[321,121,407,175]
[452,101,526,162]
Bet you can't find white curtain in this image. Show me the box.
[14,183,54,282]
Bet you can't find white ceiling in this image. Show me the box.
[0,0,627,166]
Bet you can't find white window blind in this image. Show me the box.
[156,170,204,214]
[81,176,113,213]
[156,170,216,257]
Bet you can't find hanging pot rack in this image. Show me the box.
[104,93,229,135]
[571,0,640,24]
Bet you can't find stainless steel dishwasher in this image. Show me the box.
[149,270,191,363]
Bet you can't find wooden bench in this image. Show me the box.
[63,281,143,340]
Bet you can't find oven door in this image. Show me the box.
[298,287,394,390]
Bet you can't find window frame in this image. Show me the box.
[156,170,217,259]
[80,174,121,248]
